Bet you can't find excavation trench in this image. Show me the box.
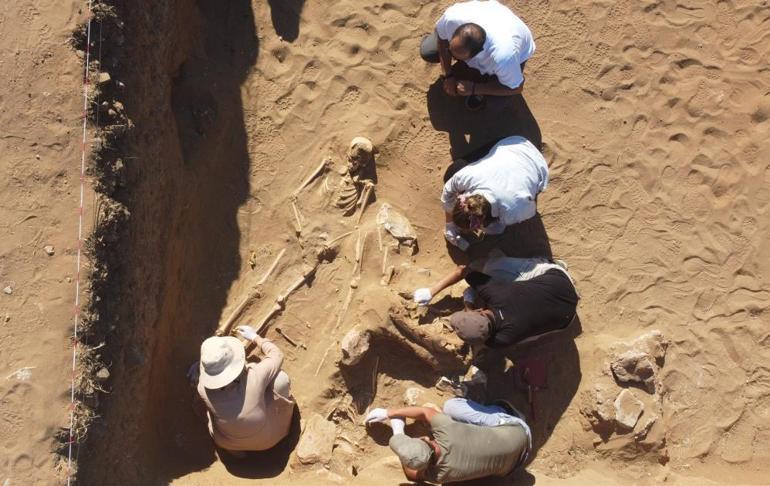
[79,1,455,483]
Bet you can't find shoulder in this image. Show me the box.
[429,412,454,429]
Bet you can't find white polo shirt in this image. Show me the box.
[441,136,548,233]
[436,0,535,89]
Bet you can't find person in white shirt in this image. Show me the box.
[441,135,548,251]
[420,1,535,103]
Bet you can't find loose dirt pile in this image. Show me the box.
[2,0,769,485]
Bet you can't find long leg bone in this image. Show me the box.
[355,182,374,225]
[326,231,354,247]
[256,263,320,335]
[295,157,331,196]
[255,303,282,334]
[291,200,303,234]
[256,248,287,286]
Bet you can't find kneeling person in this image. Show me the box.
[196,326,295,455]
[365,398,530,482]
[414,254,578,347]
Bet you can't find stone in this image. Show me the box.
[43,245,55,256]
[614,389,644,431]
[581,381,618,436]
[376,203,417,245]
[296,413,336,465]
[96,367,110,382]
[630,330,668,361]
[611,350,657,393]
[634,413,658,441]
[97,72,111,85]
[340,326,370,366]
[404,387,424,406]
[3,286,12,295]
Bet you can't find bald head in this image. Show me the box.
[449,23,486,60]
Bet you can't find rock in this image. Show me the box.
[4,314,9,322]
[3,286,12,295]
[580,381,617,436]
[296,413,336,465]
[630,330,668,361]
[376,203,417,245]
[634,413,658,441]
[96,367,110,382]
[340,326,370,366]
[97,72,111,85]
[404,387,424,406]
[614,389,644,432]
[611,350,657,393]
[44,245,55,256]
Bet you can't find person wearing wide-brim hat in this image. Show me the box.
[193,326,294,456]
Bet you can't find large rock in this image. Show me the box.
[610,330,668,393]
[611,351,657,393]
[614,389,644,432]
[296,414,337,465]
[340,326,370,366]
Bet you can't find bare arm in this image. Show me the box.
[429,265,467,299]
[386,406,439,423]
[437,36,453,76]
[474,78,524,96]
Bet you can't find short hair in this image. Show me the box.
[452,23,486,57]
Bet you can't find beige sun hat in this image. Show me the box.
[199,336,246,389]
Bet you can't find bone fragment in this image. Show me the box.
[295,157,331,196]
[291,200,303,234]
[255,303,283,334]
[371,355,380,399]
[326,231,354,247]
[377,225,383,252]
[256,248,287,286]
[380,265,395,285]
[275,327,299,347]
[355,182,374,225]
[315,346,332,376]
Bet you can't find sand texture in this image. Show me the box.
[1,0,769,485]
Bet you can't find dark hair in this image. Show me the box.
[452,194,492,232]
[452,23,486,57]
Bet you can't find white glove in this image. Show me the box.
[444,223,470,251]
[413,288,432,306]
[390,417,406,435]
[236,325,257,341]
[364,407,389,424]
[462,287,477,305]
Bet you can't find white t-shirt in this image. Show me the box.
[441,136,548,233]
[435,0,535,89]
[469,255,572,283]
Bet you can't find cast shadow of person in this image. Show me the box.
[156,0,260,482]
[426,68,542,162]
[217,407,303,479]
[267,0,305,42]
[448,317,583,486]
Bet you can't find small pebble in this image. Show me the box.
[35,154,41,160]
[44,245,55,256]
[97,72,111,84]
[3,286,12,295]
[96,367,110,381]
[4,314,9,322]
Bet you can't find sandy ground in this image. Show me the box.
[2,0,770,485]
[0,1,89,484]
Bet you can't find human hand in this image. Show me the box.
[364,407,389,424]
[456,80,475,96]
[413,288,433,306]
[443,75,458,96]
[236,325,258,342]
[445,223,470,251]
